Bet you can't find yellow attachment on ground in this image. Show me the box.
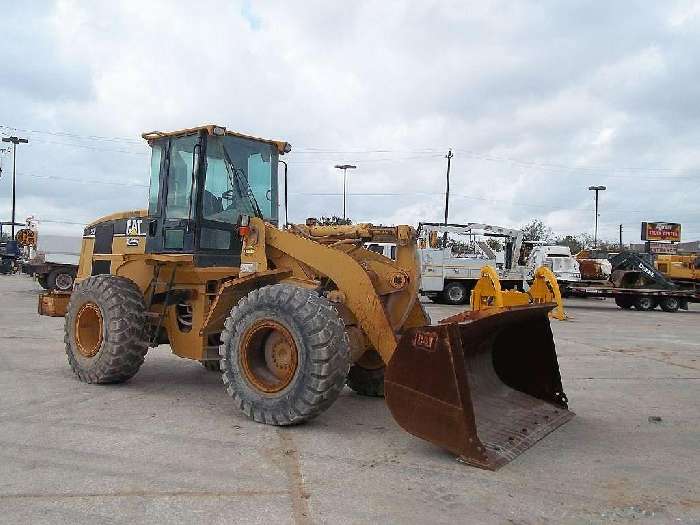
[470,266,530,309]
[471,265,566,320]
[528,266,566,320]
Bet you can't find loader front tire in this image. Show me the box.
[220,284,350,426]
[64,275,148,384]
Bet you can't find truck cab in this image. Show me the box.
[524,244,581,283]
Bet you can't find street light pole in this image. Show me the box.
[2,136,29,237]
[0,147,10,178]
[334,164,357,221]
[588,185,606,248]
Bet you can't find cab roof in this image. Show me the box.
[141,124,291,154]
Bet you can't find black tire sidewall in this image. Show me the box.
[347,363,385,397]
[443,282,468,305]
[220,284,350,425]
[635,296,657,310]
[48,268,76,291]
[65,275,147,383]
[225,306,309,409]
[661,297,679,312]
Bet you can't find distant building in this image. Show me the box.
[677,241,700,253]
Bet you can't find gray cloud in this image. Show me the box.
[0,0,698,242]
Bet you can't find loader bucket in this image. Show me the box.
[384,304,573,470]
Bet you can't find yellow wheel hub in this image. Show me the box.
[240,320,299,393]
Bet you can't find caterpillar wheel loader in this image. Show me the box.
[39,125,573,470]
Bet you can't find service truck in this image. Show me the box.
[23,232,81,291]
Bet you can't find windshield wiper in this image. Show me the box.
[221,146,263,219]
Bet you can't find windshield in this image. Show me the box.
[202,135,278,224]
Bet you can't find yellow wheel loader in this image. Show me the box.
[39,125,573,470]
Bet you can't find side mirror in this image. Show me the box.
[148,220,158,237]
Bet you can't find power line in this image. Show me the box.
[2,123,696,177]
[18,171,148,188]
[26,138,148,155]
[0,124,142,144]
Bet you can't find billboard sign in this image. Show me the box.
[641,222,681,242]
[648,242,677,255]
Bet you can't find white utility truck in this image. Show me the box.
[23,232,81,291]
[417,222,527,304]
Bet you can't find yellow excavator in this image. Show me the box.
[39,125,573,470]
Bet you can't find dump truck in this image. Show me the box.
[38,124,573,470]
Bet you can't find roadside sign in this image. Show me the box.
[641,222,681,242]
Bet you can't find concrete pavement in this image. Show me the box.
[0,275,698,524]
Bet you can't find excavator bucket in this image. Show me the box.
[384,304,573,470]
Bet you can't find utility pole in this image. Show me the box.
[443,149,453,246]
[2,136,29,237]
[444,149,453,226]
[588,185,606,248]
[619,224,623,250]
[334,164,356,221]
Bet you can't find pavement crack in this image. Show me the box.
[0,489,287,501]
[277,430,312,525]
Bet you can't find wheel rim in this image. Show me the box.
[448,285,464,302]
[75,302,103,357]
[240,320,299,393]
[55,272,74,290]
[665,298,679,309]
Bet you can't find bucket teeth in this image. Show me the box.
[384,304,573,470]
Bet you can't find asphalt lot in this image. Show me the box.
[1,274,698,524]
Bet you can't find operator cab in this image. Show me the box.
[143,125,290,267]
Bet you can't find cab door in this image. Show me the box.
[146,134,201,255]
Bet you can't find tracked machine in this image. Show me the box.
[39,125,573,470]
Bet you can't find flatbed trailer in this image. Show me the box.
[563,282,700,312]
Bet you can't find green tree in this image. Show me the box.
[486,238,504,252]
[521,219,554,242]
[555,234,587,254]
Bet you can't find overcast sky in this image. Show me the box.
[1,1,699,243]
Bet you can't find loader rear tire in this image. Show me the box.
[220,284,350,426]
[64,275,148,384]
